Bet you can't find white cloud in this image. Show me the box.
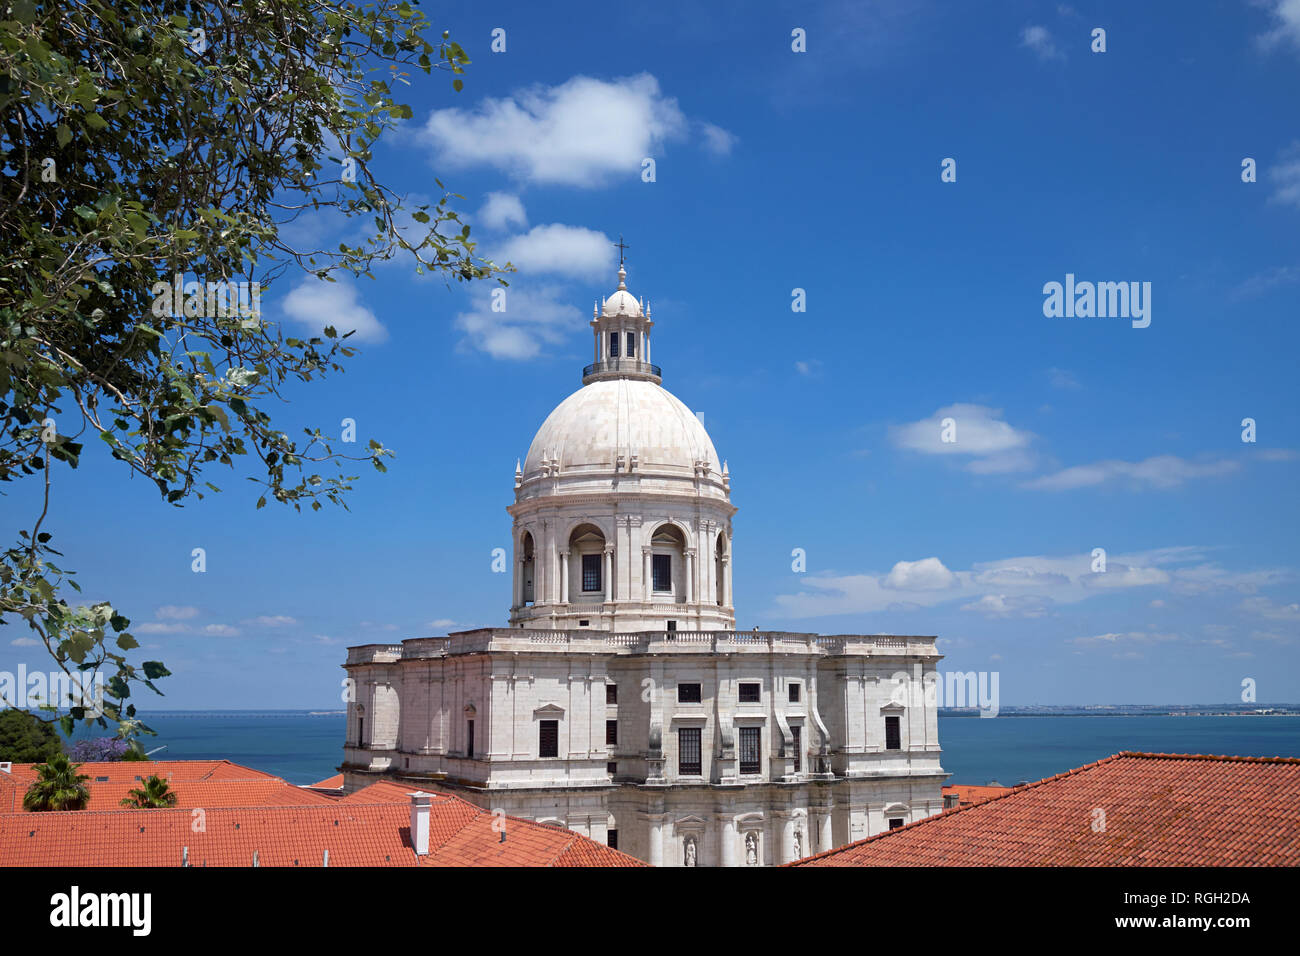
[1069,631,1180,648]
[1232,264,1300,299]
[203,624,241,636]
[883,557,957,591]
[890,403,1036,473]
[422,74,718,187]
[961,594,1049,618]
[156,605,199,621]
[478,192,528,231]
[794,360,822,377]
[135,622,189,635]
[493,224,614,280]
[244,615,298,627]
[428,618,457,629]
[1256,0,1300,54]
[282,276,387,344]
[1240,596,1300,620]
[1082,565,1171,589]
[698,121,737,156]
[454,284,584,361]
[1269,142,1300,209]
[1021,455,1239,491]
[10,636,40,647]
[1021,25,1063,60]
[770,546,1209,619]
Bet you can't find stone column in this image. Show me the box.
[514,555,523,608]
[721,555,730,607]
[642,547,652,603]
[558,549,569,604]
[685,549,696,604]
[779,813,797,865]
[604,545,614,604]
[647,814,665,867]
[719,814,738,867]
[818,810,833,853]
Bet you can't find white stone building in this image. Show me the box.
[341,261,947,865]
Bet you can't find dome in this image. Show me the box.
[523,378,719,481]
[601,289,642,317]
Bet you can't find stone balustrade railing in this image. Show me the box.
[347,629,939,662]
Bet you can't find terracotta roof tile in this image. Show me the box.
[0,766,645,867]
[793,752,1300,867]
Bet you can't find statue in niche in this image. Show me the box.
[683,835,696,867]
[793,827,803,859]
[745,831,758,865]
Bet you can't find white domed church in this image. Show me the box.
[342,258,947,866]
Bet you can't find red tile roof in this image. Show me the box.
[793,752,1300,867]
[942,784,1012,807]
[306,773,344,791]
[0,772,644,867]
[0,761,328,813]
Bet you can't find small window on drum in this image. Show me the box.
[626,331,636,357]
[609,331,620,358]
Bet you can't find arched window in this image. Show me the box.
[520,531,535,604]
[568,523,607,602]
[651,524,686,601]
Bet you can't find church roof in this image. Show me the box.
[522,377,721,482]
[601,264,642,317]
[790,752,1300,867]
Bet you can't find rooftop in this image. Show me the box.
[792,752,1300,867]
[0,773,643,867]
[347,629,941,664]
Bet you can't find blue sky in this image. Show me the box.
[5,0,1300,709]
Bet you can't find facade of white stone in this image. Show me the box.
[340,263,947,865]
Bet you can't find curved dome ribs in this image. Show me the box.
[508,259,736,633]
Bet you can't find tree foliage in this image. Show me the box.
[0,706,63,761]
[0,0,504,739]
[22,752,91,810]
[120,772,176,807]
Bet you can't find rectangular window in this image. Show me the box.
[606,684,618,705]
[678,727,701,775]
[739,726,761,774]
[607,762,618,776]
[885,715,901,751]
[677,682,701,703]
[791,725,801,773]
[626,331,636,357]
[357,717,364,746]
[888,818,904,830]
[609,331,619,358]
[539,719,559,758]
[466,720,474,759]
[666,620,677,633]
[582,553,602,592]
[652,553,672,591]
[608,829,619,850]
[606,719,618,746]
[738,682,761,703]
[789,683,801,703]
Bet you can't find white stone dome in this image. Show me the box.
[523,378,719,480]
[601,288,641,317]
